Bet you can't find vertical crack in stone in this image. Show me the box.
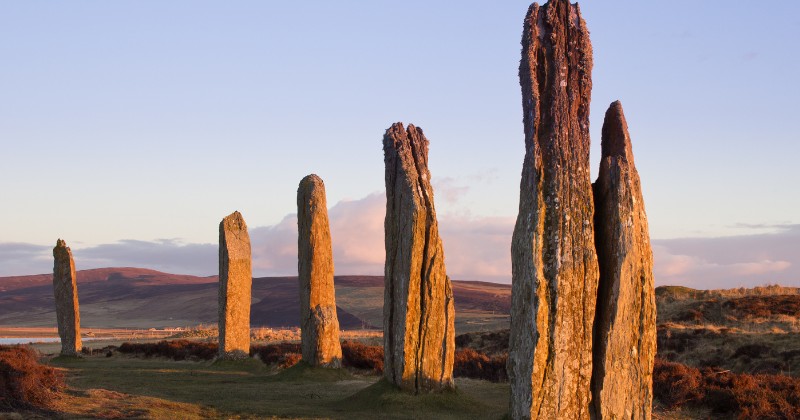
[218,211,252,360]
[383,122,454,394]
[298,174,343,368]
[591,101,656,420]
[53,239,81,356]
[509,1,597,418]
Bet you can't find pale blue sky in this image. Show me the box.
[1,1,799,285]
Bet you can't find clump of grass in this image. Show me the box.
[117,340,217,361]
[0,345,64,411]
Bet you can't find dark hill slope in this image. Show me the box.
[0,269,511,331]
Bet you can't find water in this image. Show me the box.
[1,337,60,345]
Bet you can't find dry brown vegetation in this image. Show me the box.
[0,345,64,411]
[654,356,800,419]
[117,340,218,361]
[341,340,384,373]
[453,349,508,383]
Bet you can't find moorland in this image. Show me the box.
[2,269,800,419]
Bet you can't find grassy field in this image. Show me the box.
[31,354,510,420]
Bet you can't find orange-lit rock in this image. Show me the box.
[297,174,342,368]
[383,122,455,394]
[508,1,598,418]
[218,211,252,360]
[53,239,81,356]
[591,101,656,420]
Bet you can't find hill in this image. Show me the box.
[0,268,511,333]
[0,267,217,292]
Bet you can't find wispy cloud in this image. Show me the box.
[75,239,217,276]
[2,196,797,290]
[0,242,52,276]
[652,224,799,288]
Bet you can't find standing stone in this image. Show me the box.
[508,1,598,418]
[591,101,656,420]
[53,239,81,356]
[297,174,342,368]
[383,122,455,394]
[218,211,252,360]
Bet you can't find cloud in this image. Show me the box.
[2,192,796,290]
[431,177,470,205]
[250,191,513,282]
[652,245,790,288]
[0,242,52,276]
[438,216,514,282]
[652,224,799,289]
[74,239,217,276]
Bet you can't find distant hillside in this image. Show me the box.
[0,268,511,333]
[0,267,217,292]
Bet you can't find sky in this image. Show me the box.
[1,1,798,288]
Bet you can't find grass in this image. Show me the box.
[335,378,503,420]
[48,355,85,364]
[45,353,510,419]
[267,361,353,382]
[208,358,268,372]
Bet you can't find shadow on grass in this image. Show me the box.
[335,377,492,415]
[267,360,353,382]
[48,354,84,364]
[207,357,267,372]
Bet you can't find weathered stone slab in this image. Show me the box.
[591,101,656,420]
[218,211,252,360]
[383,122,455,394]
[297,174,342,368]
[53,239,81,356]
[508,1,598,418]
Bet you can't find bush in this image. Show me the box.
[734,344,774,359]
[117,340,218,361]
[281,353,302,369]
[250,342,301,365]
[341,340,383,374]
[653,356,800,419]
[0,345,64,411]
[652,356,705,408]
[453,349,507,382]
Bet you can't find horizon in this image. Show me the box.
[1,1,798,288]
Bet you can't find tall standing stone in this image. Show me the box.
[591,101,656,420]
[53,239,82,356]
[297,174,342,368]
[508,1,598,418]
[218,211,252,360]
[383,122,455,394]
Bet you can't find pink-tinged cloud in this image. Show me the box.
[2,193,797,290]
[250,192,513,282]
[652,244,791,288]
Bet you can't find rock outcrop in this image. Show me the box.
[591,101,656,420]
[53,239,82,356]
[383,122,455,394]
[297,174,342,368]
[218,211,252,360]
[508,1,598,418]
